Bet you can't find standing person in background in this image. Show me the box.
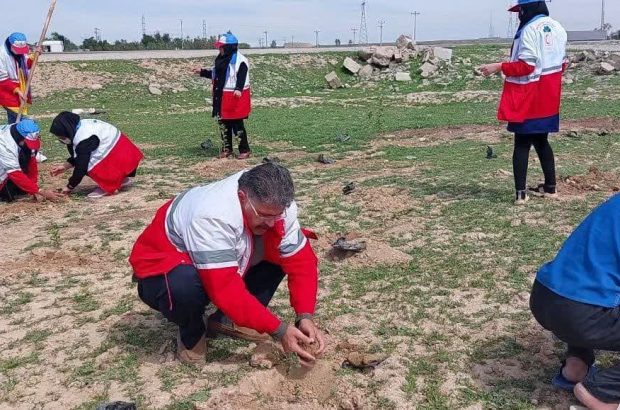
[193,32,252,160]
[479,0,567,205]
[0,33,34,124]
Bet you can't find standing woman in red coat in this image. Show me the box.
[0,33,33,124]
[194,32,252,160]
[480,0,567,205]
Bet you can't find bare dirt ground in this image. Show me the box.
[1,117,618,409]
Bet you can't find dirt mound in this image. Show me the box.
[206,341,379,409]
[559,167,620,197]
[318,233,413,268]
[34,63,113,97]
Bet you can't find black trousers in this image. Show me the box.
[530,280,620,403]
[513,133,556,192]
[137,261,284,349]
[0,180,26,202]
[218,119,250,153]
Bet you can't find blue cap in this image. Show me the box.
[509,0,544,12]
[215,31,238,48]
[16,119,40,140]
[8,32,29,54]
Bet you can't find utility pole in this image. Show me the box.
[489,11,495,38]
[601,0,606,32]
[94,28,101,41]
[410,11,421,43]
[258,37,263,48]
[141,15,146,37]
[507,0,516,39]
[351,27,358,44]
[264,31,268,47]
[378,20,385,46]
[359,1,368,45]
[202,20,207,40]
[180,19,184,49]
[291,35,294,47]
[314,30,320,47]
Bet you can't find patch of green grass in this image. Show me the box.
[100,298,134,320]
[23,329,51,344]
[1,291,34,315]
[0,352,40,371]
[71,291,100,312]
[166,387,211,410]
[70,394,110,410]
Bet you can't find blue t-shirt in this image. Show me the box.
[536,193,620,308]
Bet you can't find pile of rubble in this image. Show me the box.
[324,35,453,89]
[569,50,620,76]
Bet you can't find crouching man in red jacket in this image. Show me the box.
[129,163,325,365]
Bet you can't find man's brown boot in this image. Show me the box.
[177,332,207,365]
[206,317,269,342]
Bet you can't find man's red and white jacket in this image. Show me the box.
[129,171,319,336]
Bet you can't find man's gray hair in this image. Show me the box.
[238,163,295,208]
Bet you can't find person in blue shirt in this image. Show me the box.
[531,193,620,410]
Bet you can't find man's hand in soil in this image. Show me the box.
[60,187,73,195]
[191,68,201,75]
[34,189,64,202]
[298,318,326,356]
[281,325,316,367]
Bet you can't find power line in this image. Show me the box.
[378,20,385,46]
[359,1,368,45]
[351,27,358,44]
[410,11,420,43]
[314,30,320,47]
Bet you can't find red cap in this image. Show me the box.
[24,139,41,151]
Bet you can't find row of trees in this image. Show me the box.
[47,32,250,52]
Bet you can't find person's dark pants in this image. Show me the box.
[530,280,620,403]
[513,133,556,192]
[0,180,26,202]
[5,108,17,124]
[137,261,285,350]
[218,119,250,154]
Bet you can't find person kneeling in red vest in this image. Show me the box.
[0,119,62,202]
[49,112,144,199]
[129,163,326,365]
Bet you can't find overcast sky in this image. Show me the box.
[2,0,617,47]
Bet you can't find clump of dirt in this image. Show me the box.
[34,63,114,97]
[300,342,322,358]
[558,166,620,197]
[321,234,413,268]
